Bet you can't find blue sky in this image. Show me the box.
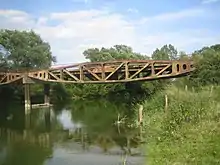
[0,0,220,64]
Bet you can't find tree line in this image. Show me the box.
[0,29,220,103]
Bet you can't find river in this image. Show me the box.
[0,99,145,165]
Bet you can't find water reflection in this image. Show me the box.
[0,99,145,165]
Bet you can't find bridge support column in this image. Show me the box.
[44,84,50,105]
[24,84,31,114]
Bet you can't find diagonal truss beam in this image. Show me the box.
[0,75,7,83]
[129,63,150,79]
[48,72,62,81]
[63,69,79,81]
[105,62,124,80]
[83,65,101,81]
[156,64,171,76]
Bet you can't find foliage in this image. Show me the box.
[0,29,56,70]
[0,29,56,102]
[144,86,220,165]
[83,44,148,62]
[190,44,220,86]
[151,44,179,60]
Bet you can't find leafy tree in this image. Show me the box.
[179,51,189,60]
[0,29,56,101]
[210,44,220,52]
[190,44,220,85]
[152,44,178,60]
[0,29,56,70]
[0,44,9,69]
[83,45,148,62]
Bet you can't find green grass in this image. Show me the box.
[143,85,220,165]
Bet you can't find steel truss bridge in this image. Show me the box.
[0,60,194,85]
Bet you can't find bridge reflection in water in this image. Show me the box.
[0,102,145,165]
[0,128,51,148]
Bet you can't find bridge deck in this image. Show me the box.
[0,60,194,85]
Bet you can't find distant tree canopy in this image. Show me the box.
[83,45,149,62]
[190,44,220,85]
[0,29,56,70]
[152,44,178,60]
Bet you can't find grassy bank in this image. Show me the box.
[143,85,220,165]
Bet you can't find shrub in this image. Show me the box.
[143,86,220,165]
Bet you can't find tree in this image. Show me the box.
[0,44,9,69]
[179,51,189,60]
[152,44,178,60]
[0,29,56,70]
[190,44,220,85]
[0,29,56,102]
[83,45,148,62]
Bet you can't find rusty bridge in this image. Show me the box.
[0,60,194,85]
[0,60,194,111]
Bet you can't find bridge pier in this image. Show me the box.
[24,84,31,114]
[44,84,50,105]
[24,83,51,113]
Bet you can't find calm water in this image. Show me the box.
[0,100,145,165]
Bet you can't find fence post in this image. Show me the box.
[185,85,188,91]
[165,94,168,113]
[138,105,143,124]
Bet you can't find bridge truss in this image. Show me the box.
[0,60,194,85]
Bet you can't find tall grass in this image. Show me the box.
[143,85,220,165]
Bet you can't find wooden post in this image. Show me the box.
[185,85,188,91]
[138,105,143,124]
[165,94,168,113]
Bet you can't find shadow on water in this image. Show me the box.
[0,99,145,165]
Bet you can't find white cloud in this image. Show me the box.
[202,0,220,4]
[0,8,219,65]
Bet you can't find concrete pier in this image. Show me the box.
[23,81,51,112]
[24,84,31,114]
[44,84,50,105]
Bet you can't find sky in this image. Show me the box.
[0,0,220,65]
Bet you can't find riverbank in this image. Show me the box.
[143,85,220,164]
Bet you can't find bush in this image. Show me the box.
[143,86,220,165]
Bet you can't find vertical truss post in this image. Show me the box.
[60,69,63,79]
[101,63,105,80]
[79,65,83,82]
[125,62,129,79]
[151,62,155,75]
